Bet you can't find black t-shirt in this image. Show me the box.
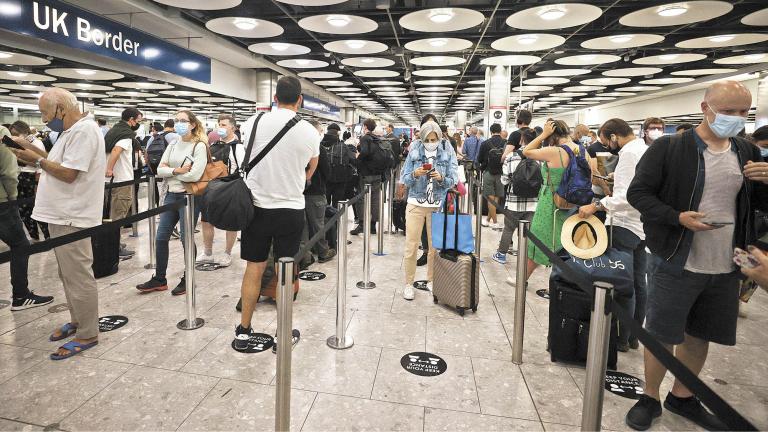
[587,141,609,158]
[506,126,532,151]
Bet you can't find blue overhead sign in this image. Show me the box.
[0,0,212,83]
[302,94,341,121]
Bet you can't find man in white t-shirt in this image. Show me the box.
[104,107,143,257]
[233,76,319,352]
[10,88,105,360]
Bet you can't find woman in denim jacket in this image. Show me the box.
[400,121,458,300]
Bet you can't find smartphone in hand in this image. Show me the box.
[701,219,733,228]
[2,135,24,150]
[182,156,194,167]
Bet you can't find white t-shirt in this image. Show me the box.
[106,138,134,183]
[19,137,46,174]
[240,108,320,209]
[408,149,442,208]
[34,113,106,228]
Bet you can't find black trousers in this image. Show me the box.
[0,207,30,298]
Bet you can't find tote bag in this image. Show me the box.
[432,190,475,254]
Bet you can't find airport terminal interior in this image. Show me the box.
[0,0,767,431]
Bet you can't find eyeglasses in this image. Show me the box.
[175,119,190,124]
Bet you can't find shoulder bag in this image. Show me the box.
[183,141,229,196]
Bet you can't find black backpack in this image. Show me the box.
[146,132,169,174]
[368,135,396,173]
[328,140,353,183]
[210,140,231,164]
[487,142,505,175]
[511,151,542,198]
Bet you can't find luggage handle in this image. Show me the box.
[441,189,462,256]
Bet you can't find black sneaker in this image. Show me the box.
[233,324,253,352]
[171,277,186,296]
[370,225,376,234]
[272,329,301,353]
[349,225,363,235]
[299,256,315,271]
[10,292,54,311]
[236,298,242,312]
[626,394,662,431]
[136,276,168,293]
[664,393,727,431]
[416,253,428,267]
[629,337,640,350]
[318,249,337,263]
[617,340,630,353]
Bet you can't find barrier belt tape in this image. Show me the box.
[0,200,185,265]
[477,186,756,431]
[292,190,366,263]
[0,175,151,212]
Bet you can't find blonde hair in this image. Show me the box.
[177,110,208,144]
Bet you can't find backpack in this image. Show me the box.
[146,132,169,174]
[328,140,353,183]
[368,135,396,173]
[487,141,505,175]
[511,151,542,198]
[553,144,594,209]
[209,140,231,164]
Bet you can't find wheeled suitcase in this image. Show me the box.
[432,191,479,316]
[93,180,120,279]
[392,200,407,232]
[548,277,618,370]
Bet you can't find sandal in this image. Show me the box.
[49,323,77,341]
[50,340,99,360]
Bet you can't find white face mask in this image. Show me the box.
[423,140,439,152]
[646,129,664,141]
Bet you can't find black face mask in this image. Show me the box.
[130,123,140,131]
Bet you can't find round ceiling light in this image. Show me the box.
[206,17,283,38]
[480,55,540,66]
[669,68,738,76]
[713,53,768,64]
[327,15,351,27]
[619,1,733,27]
[536,69,591,77]
[324,40,388,55]
[581,34,665,50]
[233,18,258,30]
[555,54,621,66]
[675,33,768,49]
[412,69,460,77]
[741,8,768,26]
[298,14,377,34]
[632,53,706,65]
[602,67,663,77]
[506,3,603,30]
[410,56,466,66]
[248,42,311,56]
[152,0,242,9]
[491,34,566,52]
[400,8,485,32]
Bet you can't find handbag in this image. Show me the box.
[201,113,301,231]
[432,190,474,254]
[183,142,229,196]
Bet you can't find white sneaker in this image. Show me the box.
[481,219,490,227]
[426,282,433,292]
[217,253,232,267]
[403,284,415,301]
[196,252,215,264]
[492,223,504,230]
[506,276,516,287]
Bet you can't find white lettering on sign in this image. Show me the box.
[33,2,69,36]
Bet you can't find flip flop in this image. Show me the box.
[50,340,99,360]
[49,323,77,342]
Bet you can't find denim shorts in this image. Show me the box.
[645,265,739,346]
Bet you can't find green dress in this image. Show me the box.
[527,162,567,266]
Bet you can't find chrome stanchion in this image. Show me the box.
[374,185,385,256]
[356,184,376,289]
[177,194,204,330]
[388,168,396,234]
[144,176,157,269]
[511,220,531,365]
[474,172,483,255]
[465,165,474,214]
[130,181,139,237]
[580,282,614,431]
[275,257,295,432]
[328,201,354,350]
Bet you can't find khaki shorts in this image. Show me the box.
[482,171,504,197]
[109,185,133,221]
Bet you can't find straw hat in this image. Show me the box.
[560,214,608,260]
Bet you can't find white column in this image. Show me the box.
[756,72,768,129]
[484,66,512,130]
[456,110,467,131]
[256,71,276,112]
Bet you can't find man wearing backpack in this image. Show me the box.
[145,119,178,207]
[324,123,355,208]
[351,118,393,235]
[477,123,506,228]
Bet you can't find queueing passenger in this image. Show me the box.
[10,88,104,359]
[503,109,533,156]
[521,120,596,284]
[572,123,591,147]
[136,110,208,295]
[492,128,538,264]
[323,123,355,208]
[197,114,241,267]
[400,121,458,300]
[9,121,49,241]
[1,130,54,311]
[234,76,319,352]
[350,119,386,235]
[104,107,143,257]
[625,81,768,431]
[302,120,335,264]
[675,123,695,134]
[642,117,665,145]
[577,118,648,352]
[462,126,481,166]
[477,123,506,228]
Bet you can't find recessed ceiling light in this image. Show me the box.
[428,38,448,47]
[326,15,351,27]
[296,59,310,65]
[609,35,634,43]
[580,54,596,61]
[7,71,27,77]
[0,52,13,59]
[746,53,766,60]
[660,54,679,60]
[271,43,289,51]
[345,40,367,49]
[429,8,455,23]
[657,4,688,17]
[431,56,445,62]
[180,61,200,70]
[708,35,735,43]
[137,83,151,87]
[21,84,35,88]
[517,35,539,45]
[538,7,566,21]
[233,18,258,31]
[361,58,376,64]
[75,69,96,76]
[142,48,160,59]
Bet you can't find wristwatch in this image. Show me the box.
[594,200,604,211]
[34,157,44,170]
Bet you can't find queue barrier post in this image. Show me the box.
[177,194,204,331]
[388,168,396,234]
[275,257,295,432]
[375,185,385,256]
[130,183,139,237]
[465,165,474,215]
[474,172,483,255]
[144,176,157,269]
[357,184,376,289]
[580,282,614,431]
[511,220,531,365]
[327,200,354,350]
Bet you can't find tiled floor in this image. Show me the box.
[0,189,766,431]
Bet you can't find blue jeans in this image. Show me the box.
[610,226,648,344]
[155,192,200,279]
[0,207,30,298]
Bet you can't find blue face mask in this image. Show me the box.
[46,106,64,133]
[174,122,189,136]
[707,105,746,138]
[760,147,768,158]
[579,136,591,146]
[216,127,227,138]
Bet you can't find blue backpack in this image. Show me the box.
[554,144,594,209]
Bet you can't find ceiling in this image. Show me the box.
[152,0,768,124]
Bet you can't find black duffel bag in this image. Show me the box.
[201,112,300,231]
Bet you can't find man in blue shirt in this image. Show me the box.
[462,127,481,163]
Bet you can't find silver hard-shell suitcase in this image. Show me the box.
[432,251,479,316]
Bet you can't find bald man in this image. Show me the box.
[12,88,106,360]
[572,123,591,146]
[626,81,768,430]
